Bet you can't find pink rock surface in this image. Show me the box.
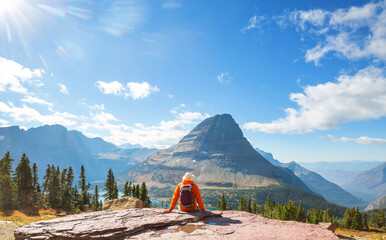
[14,209,338,240]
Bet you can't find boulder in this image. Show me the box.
[102,197,143,210]
[14,209,339,240]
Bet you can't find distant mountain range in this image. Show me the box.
[0,125,158,181]
[342,162,386,202]
[255,149,368,209]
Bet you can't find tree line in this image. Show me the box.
[217,194,385,230]
[0,151,151,212]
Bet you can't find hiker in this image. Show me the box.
[163,172,209,213]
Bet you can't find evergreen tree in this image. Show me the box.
[132,183,136,197]
[48,165,60,209]
[343,209,352,229]
[123,181,129,197]
[32,163,40,206]
[103,169,116,201]
[351,207,362,230]
[139,182,148,207]
[92,185,99,211]
[14,154,34,207]
[42,164,51,196]
[296,201,306,222]
[247,197,252,213]
[135,184,140,198]
[128,182,132,197]
[363,213,369,230]
[0,151,14,209]
[216,199,221,210]
[237,196,244,211]
[220,194,226,211]
[113,182,119,199]
[369,212,376,227]
[78,165,89,210]
[377,210,384,228]
[264,195,271,217]
[252,200,257,214]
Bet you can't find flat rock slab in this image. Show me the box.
[14,209,220,240]
[14,209,339,240]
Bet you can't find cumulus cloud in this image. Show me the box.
[21,95,53,109]
[329,135,386,145]
[281,1,386,64]
[96,80,159,99]
[243,66,386,134]
[58,83,69,94]
[96,80,124,95]
[0,57,44,94]
[79,110,210,149]
[125,82,160,100]
[0,102,78,127]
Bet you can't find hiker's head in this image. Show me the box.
[182,172,195,181]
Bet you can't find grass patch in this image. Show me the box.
[335,227,386,240]
[0,208,69,226]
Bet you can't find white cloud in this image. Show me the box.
[90,104,105,110]
[96,80,124,95]
[0,57,44,94]
[217,72,232,83]
[242,15,266,33]
[329,135,386,145]
[282,1,386,64]
[125,82,159,100]
[0,119,8,126]
[244,66,386,134]
[162,0,182,9]
[96,80,159,99]
[0,102,78,127]
[58,83,69,94]
[21,95,53,109]
[168,94,174,98]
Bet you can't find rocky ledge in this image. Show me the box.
[14,209,338,240]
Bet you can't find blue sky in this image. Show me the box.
[0,0,385,163]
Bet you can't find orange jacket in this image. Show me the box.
[169,179,205,212]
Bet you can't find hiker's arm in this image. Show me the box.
[168,184,180,212]
[193,184,206,212]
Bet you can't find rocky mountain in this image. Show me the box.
[342,162,386,202]
[255,148,367,209]
[0,125,158,180]
[365,196,386,211]
[120,114,311,192]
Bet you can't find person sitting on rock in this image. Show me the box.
[163,172,209,213]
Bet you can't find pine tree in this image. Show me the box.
[132,183,136,197]
[42,164,51,197]
[220,194,226,211]
[343,209,352,229]
[247,197,252,213]
[48,165,60,209]
[135,184,140,198]
[237,196,244,211]
[351,207,362,230]
[264,195,271,217]
[369,212,376,227]
[296,201,306,222]
[92,185,99,211]
[123,181,129,197]
[14,154,34,208]
[32,163,40,206]
[252,200,257,214]
[216,199,221,210]
[0,151,14,209]
[128,182,132,197]
[103,169,116,201]
[139,182,148,207]
[113,182,119,199]
[377,209,384,228]
[78,165,89,210]
[363,213,369,230]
